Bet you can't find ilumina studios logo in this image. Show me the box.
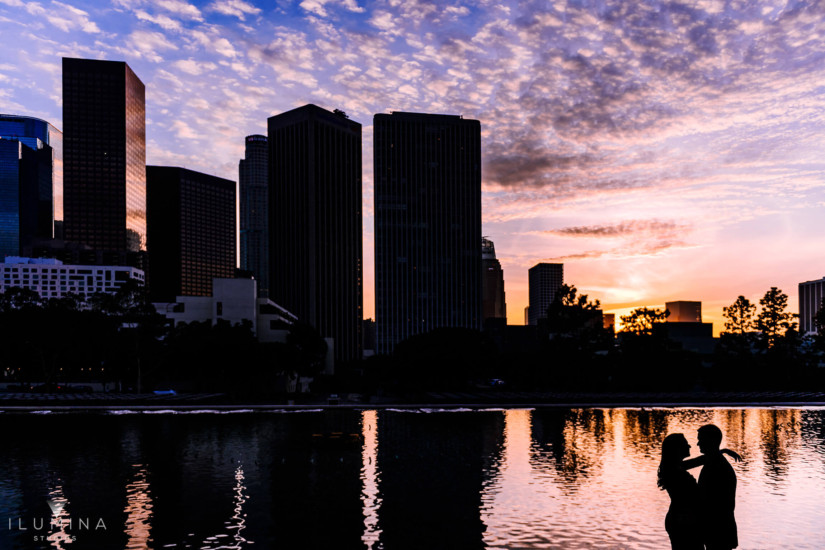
[7,498,107,542]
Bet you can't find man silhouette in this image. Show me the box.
[697,424,738,550]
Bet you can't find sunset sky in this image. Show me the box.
[2,0,824,330]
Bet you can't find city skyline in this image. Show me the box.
[2,1,825,331]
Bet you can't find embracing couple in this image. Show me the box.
[658,424,740,550]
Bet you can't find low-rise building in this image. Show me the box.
[155,277,298,344]
[1,256,144,299]
[665,301,702,323]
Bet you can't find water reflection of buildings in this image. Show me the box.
[376,410,504,550]
[2,410,824,550]
[361,410,381,549]
[267,410,364,548]
[46,484,71,550]
[124,467,153,550]
[199,464,249,550]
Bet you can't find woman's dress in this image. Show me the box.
[664,468,704,550]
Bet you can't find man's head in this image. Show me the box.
[697,424,724,454]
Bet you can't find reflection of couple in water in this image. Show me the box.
[658,424,740,550]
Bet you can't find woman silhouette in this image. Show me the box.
[658,433,741,550]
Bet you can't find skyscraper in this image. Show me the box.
[0,115,62,257]
[528,263,563,325]
[62,57,146,255]
[239,134,269,296]
[374,111,482,353]
[482,237,506,323]
[146,166,236,301]
[268,104,363,363]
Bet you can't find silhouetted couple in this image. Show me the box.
[658,424,740,550]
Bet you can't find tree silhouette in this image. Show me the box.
[286,322,328,377]
[620,307,669,336]
[0,286,43,312]
[544,284,603,334]
[722,295,756,335]
[756,287,797,348]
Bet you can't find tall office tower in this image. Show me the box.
[482,237,506,323]
[665,301,702,322]
[374,111,482,353]
[62,57,146,255]
[146,166,236,302]
[799,277,825,335]
[527,263,563,326]
[239,134,269,296]
[268,105,363,363]
[0,115,62,257]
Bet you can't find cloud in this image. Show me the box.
[546,239,696,262]
[135,9,182,31]
[207,0,260,20]
[172,58,216,75]
[484,140,597,188]
[46,1,100,33]
[546,220,690,238]
[154,0,202,21]
[126,29,177,62]
[300,0,364,18]
[170,119,199,139]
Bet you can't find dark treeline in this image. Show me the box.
[361,284,825,395]
[0,282,329,398]
[2,283,825,398]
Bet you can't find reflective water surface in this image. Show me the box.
[1,407,824,549]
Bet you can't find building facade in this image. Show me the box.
[62,57,146,255]
[156,277,298,344]
[146,166,236,302]
[0,115,63,257]
[374,111,482,352]
[665,301,702,323]
[268,104,363,364]
[482,237,506,323]
[799,277,825,335]
[527,263,563,326]
[239,134,269,296]
[1,256,144,299]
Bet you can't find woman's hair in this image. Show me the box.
[657,433,687,490]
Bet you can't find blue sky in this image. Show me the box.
[2,0,825,327]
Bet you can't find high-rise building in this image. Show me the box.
[527,263,563,326]
[239,134,269,296]
[0,115,62,257]
[665,301,702,323]
[799,277,825,335]
[482,237,506,323]
[374,111,482,353]
[146,166,236,302]
[268,104,363,363]
[62,57,146,255]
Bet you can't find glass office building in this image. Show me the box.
[62,57,146,254]
[239,134,269,297]
[147,166,236,302]
[374,112,482,353]
[0,114,62,258]
[527,263,564,326]
[268,105,363,364]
